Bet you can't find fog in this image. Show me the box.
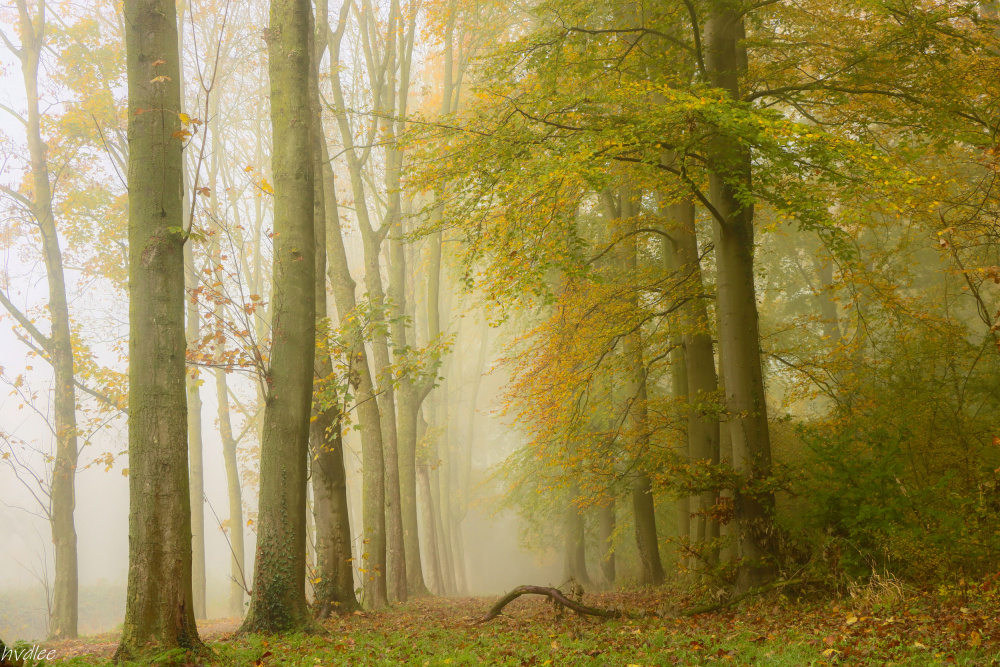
[5,0,997,651]
[1,311,563,640]
[0,0,565,641]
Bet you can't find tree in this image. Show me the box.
[240,0,315,632]
[325,0,419,604]
[323,0,389,609]
[701,1,777,592]
[116,0,201,655]
[0,0,81,640]
[309,0,359,616]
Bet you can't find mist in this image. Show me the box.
[1,0,999,660]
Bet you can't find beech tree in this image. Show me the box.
[116,0,201,655]
[309,0,359,616]
[240,0,316,632]
[0,0,81,640]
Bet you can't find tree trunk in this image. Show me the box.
[216,367,246,617]
[563,493,592,586]
[117,0,201,653]
[384,9,428,599]
[0,1,81,640]
[392,231,439,599]
[240,0,315,632]
[631,474,663,586]
[668,200,722,578]
[704,3,778,593]
[397,226,445,597]
[435,368,457,595]
[326,0,390,609]
[597,500,616,586]
[184,244,207,621]
[670,330,692,579]
[177,2,207,619]
[716,342,737,565]
[397,386,430,595]
[417,461,444,595]
[816,260,843,342]
[320,137,388,609]
[618,192,665,586]
[309,0,359,615]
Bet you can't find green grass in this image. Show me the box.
[41,591,999,667]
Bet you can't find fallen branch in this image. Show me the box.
[474,585,633,625]
[681,578,804,616]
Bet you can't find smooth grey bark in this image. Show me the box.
[326,0,412,604]
[670,329,692,577]
[667,200,722,577]
[177,3,207,620]
[816,261,843,343]
[240,0,315,632]
[319,129,388,609]
[715,340,737,565]
[202,85,246,619]
[215,366,246,617]
[309,0,359,616]
[435,340,457,595]
[597,500,616,586]
[417,460,444,595]
[117,0,201,654]
[390,215,438,598]
[616,192,665,586]
[704,2,778,593]
[0,0,79,640]
[325,0,389,609]
[449,315,488,596]
[563,492,592,587]
[183,244,207,621]
[384,9,432,599]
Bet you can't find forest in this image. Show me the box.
[0,0,998,665]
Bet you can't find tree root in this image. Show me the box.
[474,585,633,625]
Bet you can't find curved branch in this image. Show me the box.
[0,289,52,353]
[474,585,633,624]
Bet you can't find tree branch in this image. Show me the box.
[474,585,633,624]
[0,289,52,353]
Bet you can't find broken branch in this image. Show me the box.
[474,585,633,624]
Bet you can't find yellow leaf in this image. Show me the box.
[121,468,129,477]
[822,648,839,658]
[150,75,171,83]
[846,615,858,625]
[179,113,191,125]
[970,631,982,648]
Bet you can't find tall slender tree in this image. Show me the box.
[309,0,359,617]
[704,2,777,592]
[116,0,201,655]
[0,0,80,640]
[240,0,316,632]
[324,0,389,609]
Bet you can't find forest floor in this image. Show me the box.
[37,587,998,666]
